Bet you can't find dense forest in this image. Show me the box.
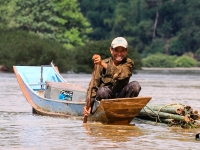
[0,0,200,72]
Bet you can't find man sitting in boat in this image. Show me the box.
[84,37,141,116]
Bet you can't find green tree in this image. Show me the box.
[108,1,139,38]
[9,0,91,48]
[175,55,197,67]
[161,0,200,56]
[79,0,118,40]
[142,53,177,68]
[0,29,68,72]
[0,0,15,28]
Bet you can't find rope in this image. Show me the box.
[143,106,161,124]
[143,103,183,124]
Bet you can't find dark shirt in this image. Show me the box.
[87,57,134,98]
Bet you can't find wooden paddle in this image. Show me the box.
[83,64,97,123]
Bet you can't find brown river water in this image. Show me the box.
[0,69,200,150]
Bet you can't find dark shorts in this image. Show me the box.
[96,81,141,100]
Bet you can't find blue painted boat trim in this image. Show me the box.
[14,66,85,116]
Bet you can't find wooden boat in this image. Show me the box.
[13,63,152,125]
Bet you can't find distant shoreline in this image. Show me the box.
[141,67,200,71]
[0,65,7,72]
[1,65,200,72]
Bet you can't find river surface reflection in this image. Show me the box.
[0,69,199,149]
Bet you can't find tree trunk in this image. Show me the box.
[165,38,170,54]
[153,8,159,39]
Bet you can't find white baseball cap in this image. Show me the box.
[111,37,128,48]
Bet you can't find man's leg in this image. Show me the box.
[96,87,114,100]
[117,81,141,98]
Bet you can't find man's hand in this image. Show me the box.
[92,54,107,69]
[83,106,91,117]
[92,54,102,65]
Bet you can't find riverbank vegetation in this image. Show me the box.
[0,0,200,72]
[0,30,69,72]
[142,53,200,68]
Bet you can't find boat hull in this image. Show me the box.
[89,97,152,125]
[13,66,86,117]
[13,65,152,125]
